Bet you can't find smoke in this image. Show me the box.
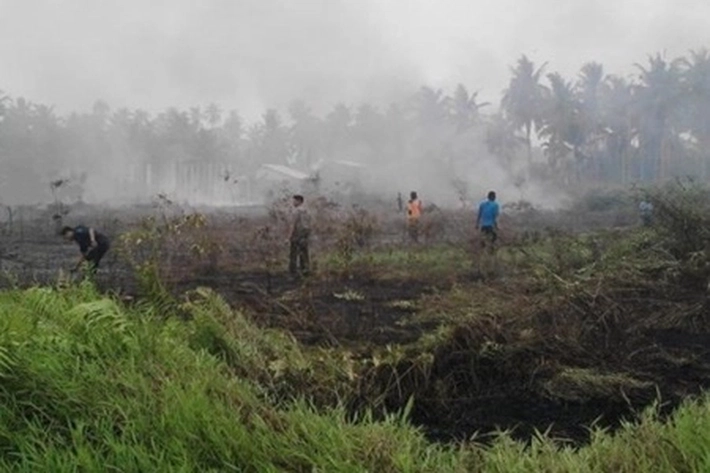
[2,0,710,209]
[0,0,424,117]
[3,0,710,115]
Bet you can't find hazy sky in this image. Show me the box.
[1,0,710,119]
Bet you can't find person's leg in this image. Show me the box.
[84,253,99,274]
[92,242,109,268]
[477,227,488,276]
[409,220,419,243]
[479,227,495,276]
[300,238,310,274]
[289,240,298,275]
[83,243,106,274]
[480,227,491,249]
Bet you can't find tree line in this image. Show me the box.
[1,49,709,204]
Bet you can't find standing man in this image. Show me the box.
[61,225,110,273]
[476,191,500,249]
[639,199,654,227]
[407,191,423,243]
[289,194,311,277]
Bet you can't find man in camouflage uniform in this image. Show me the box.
[289,194,311,277]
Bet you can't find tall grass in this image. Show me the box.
[0,283,460,472]
[1,282,710,471]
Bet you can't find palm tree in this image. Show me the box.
[632,54,684,180]
[259,109,289,165]
[599,76,634,183]
[577,63,604,134]
[412,86,450,127]
[325,103,353,158]
[288,100,322,169]
[189,106,204,129]
[576,63,606,181]
[502,55,548,164]
[680,49,710,179]
[205,103,223,129]
[486,113,522,170]
[451,84,490,132]
[0,90,8,118]
[538,73,585,180]
[353,104,385,163]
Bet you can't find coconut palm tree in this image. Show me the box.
[205,103,223,129]
[451,84,489,132]
[288,100,322,169]
[680,49,710,179]
[576,63,607,181]
[577,63,605,136]
[502,55,548,164]
[599,75,635,183]
[260,109,290,165]
[538,73,585,180]
[411,86,450,127]
[325,103,352,153]
[486,113,522,170]
[0,90,8,117]
[632,54,684,181]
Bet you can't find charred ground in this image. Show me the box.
[1,187,708,445]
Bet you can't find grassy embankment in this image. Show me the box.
[1,279,710,472]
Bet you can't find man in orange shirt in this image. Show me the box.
[407,191,423,243]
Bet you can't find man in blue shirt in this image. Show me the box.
[61,225,110,273]
[476,191,500,248]
[639,199,653,227]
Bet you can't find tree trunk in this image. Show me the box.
[525,123,533,164]
[700,134,710,181]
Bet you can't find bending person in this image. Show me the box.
[61,225,111,273]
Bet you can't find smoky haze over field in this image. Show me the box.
[1,0,710,207]
[3,0,710,114]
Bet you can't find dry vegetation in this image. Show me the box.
[2,183,710,471]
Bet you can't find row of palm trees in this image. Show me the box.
[2,49,710,204]
[502,50,710,183]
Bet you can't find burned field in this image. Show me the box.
[1,190,709,446]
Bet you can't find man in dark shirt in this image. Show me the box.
[61,225,110,273]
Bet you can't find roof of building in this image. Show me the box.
[257,164,310,181]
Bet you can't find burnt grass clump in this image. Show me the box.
[345,186,710,443]
[354,286,710,444]
[203,231,710,444]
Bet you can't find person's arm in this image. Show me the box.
[494,204,500,229]
[73,253,87,271]
[476,203,483,228]
[88,228,98,248]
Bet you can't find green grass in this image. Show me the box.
[319,245,472,280]
[2,282,710,471]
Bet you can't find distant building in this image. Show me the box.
[256,164,311,182]
[254,164,311,202]
[312,159,367,198]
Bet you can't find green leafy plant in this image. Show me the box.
[117,194,212,306]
